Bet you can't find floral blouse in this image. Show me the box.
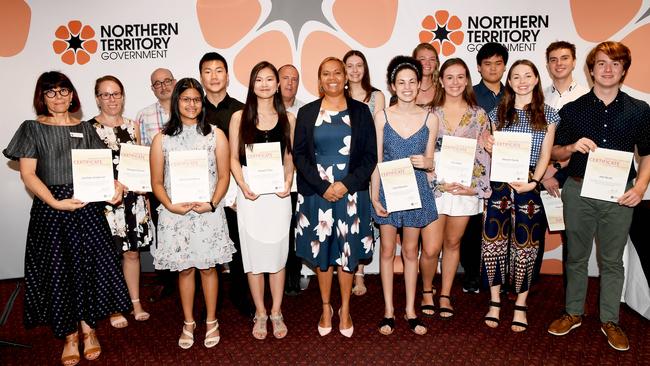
[432,106,492,199]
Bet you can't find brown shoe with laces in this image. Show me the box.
[601,322,629,351]
[548,313,582,336]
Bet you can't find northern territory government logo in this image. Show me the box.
[52,19,179,65]
[419,10,550,55]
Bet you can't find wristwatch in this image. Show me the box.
[209,201,216,212]
[552,161,562,170]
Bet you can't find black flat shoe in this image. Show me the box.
[420,289,436,317]
[378,317,395,335]
[511,305,529,332]
[404,315,427,335]
[484,301,501,328]
[438,295,454,319]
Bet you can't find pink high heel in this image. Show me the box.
[338,308,354,338]
[318,303,333,336]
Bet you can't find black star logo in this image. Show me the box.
[433,24,451,42]
[67,34,83,52]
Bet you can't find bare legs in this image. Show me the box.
[316,266,353,332]
[248,269,287,339]
[420,215,470,315]
[178,267,219,345]
[122,251,148,319]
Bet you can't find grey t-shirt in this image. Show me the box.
[4,120,105,185]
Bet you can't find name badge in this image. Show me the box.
[70,132,84,138]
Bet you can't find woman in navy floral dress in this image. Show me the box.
[294,57,377,337]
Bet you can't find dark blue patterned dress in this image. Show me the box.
[371,112,438,227]
[295,110,374,272]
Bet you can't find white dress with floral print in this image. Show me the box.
[153,125,235,271]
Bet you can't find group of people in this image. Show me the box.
[4,37,649,366]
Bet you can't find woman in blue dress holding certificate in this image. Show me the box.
[419,59,492,319]
[89,75,154,328]
[229,61,295,340]
[372,56,438,336]
[3,71,130,366]
[294,57,377,338]
[481,60,559,332]
[150,78,235,349]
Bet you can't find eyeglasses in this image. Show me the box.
[44,88,71,98]
[179,96,202,104]
[152,78,174,89]
[96,91,123,100]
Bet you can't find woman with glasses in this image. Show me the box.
[3,71,130,366]
[89,75,155,328]
[229,61,294,340]
[150,78,235,349]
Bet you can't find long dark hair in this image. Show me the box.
[239,61,292,157]
[343,50,378,103]
[495,60,547,131]
[432,58,478,109]
[162,78,211,136]
[33,71,81,116]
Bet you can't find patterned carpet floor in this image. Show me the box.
[0,274,648,365]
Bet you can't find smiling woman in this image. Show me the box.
[293,56,377,338]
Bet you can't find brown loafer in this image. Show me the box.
[548,313,582,336]
[601,322,629,351]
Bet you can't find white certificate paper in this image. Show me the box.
[169,150,210,204]
[71,149,115,202]
[378,158,422,213]
[490,131,532,183]
[437,136,477,186]
[540,190,565,231]
[244,142,285,194]
[581,148,633,202]
[118,144,151,192]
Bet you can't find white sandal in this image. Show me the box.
[204,319,220,348]
[131,299,150,321]
[178,320,195,349]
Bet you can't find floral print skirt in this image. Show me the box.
[295,190,374,273]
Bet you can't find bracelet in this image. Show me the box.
[209,201,216,212]
[529,178,541,190]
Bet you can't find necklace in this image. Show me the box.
[419,82,433,92]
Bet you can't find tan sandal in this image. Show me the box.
[351,273,367,296]
[109,313,128,328]
[204,319,220,348]
[130,298,150,321]
[82,329,101,361]
[61,332,80,366]
[252,314,268,340]
[270,313,288,339]
[178,320,195,349]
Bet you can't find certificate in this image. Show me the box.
[71,149,115,202]
[581,148,633,202]
[437,136,477,185]
[117,144,151,192]
[490,131,532,183]
[378,158,422,213]
[540,190,565,231]
[169,150,210,204]
[244,142,285,194]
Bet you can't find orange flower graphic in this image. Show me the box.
[419,10,464,57]
[570,0,650,93]
[196,0,398,96]
[52,20,97,65]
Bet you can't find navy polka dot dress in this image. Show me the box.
[4,120,132,338]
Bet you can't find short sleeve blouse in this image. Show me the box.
[488,104,559,167]
[3,120,106,185]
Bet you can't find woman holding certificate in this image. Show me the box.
[343,49,386,297]
[372,56,438,336]
[89,75,155,328]
[420,59,492,319]
[294,57,377,338]
[150,78,235,349]
[229,61,294,340]
[3,71,130,366]
[482,60,559,332]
